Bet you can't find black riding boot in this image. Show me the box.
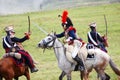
[73,55,85,71]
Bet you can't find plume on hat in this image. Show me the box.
[61,10,68,23]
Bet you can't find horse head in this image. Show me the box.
[38,32,56,49]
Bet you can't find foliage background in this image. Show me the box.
[0,3,120,80]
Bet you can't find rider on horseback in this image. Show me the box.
[56,10,85,71]
[87,22,108,53]
[2,25,38,73]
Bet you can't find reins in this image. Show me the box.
[42,35,56,48]
[42,35,65,52]
[49,35,64,49]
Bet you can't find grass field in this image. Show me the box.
[0,3,120,80]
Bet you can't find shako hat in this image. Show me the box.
[61,10,73,28]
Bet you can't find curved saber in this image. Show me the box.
[32,22,48,35]
[103,14,109,47]
[28,16,30,32]
[104,14,108,36]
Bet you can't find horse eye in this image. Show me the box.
[48,38,51,40]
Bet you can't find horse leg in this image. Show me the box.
[97,73,99,80]
[86,71,91,80]
[99,73,106,80]
[80,71,83,80]
[95,68,106,80]
[59,71,66,80]
[24,69,30,80]
[105,73,110,80]
[80,67,92,80]
[96,71,110,80]
[66,72,71,80]
[80,70,89,80]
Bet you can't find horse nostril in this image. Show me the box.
[38,44,41,47]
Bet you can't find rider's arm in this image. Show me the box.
[97,33,104,42]
[56,32,65,38]
[11,36,28,43]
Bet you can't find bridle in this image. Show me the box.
[42,35,64,49]
[41,34,66,58]
[42,35,56,49]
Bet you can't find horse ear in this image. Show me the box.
[51,31,54,35]
[54,32,56,35]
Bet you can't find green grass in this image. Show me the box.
[0,3,120,80]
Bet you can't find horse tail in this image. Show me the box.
[109,58,120,76]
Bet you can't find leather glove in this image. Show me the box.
[25,32,31,39]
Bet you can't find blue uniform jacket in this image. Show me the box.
[3,36,28,50]
[56,29,76,40]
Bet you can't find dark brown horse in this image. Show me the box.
[0,57,30,80]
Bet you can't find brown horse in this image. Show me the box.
[0,57,30,80]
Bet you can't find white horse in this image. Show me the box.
[38,32,120,80]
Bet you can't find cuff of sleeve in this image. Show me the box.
[25,35,30,40]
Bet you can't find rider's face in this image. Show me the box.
[63,25,67,30]
[9,31,15,37]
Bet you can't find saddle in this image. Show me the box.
[64,43,88,64]
[65,43,96,64]
[3,53,25,67]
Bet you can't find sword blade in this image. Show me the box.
[28,16,30,32]
[104,14,107,36]
[32,22,48,35]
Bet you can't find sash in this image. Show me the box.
[88,32,98,46]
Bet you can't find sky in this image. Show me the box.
[0,0,119,15]
[0,0,43,15]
